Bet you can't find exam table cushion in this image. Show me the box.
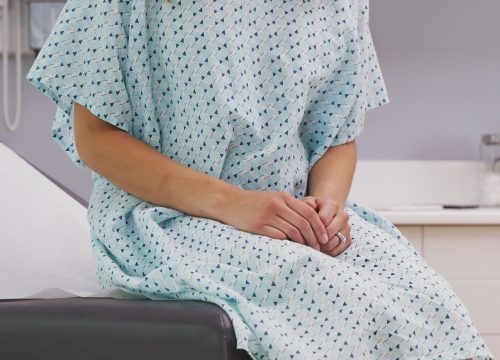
[0,297,252,360]
[0,143,251,359]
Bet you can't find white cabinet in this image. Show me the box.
[424,226,500,279]
[448,280,500,335]
[397,225,423,255]
[395,223,500,357]
[349,160,500,357]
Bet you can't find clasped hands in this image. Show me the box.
[224,190,352,257]
[299,195,352,257]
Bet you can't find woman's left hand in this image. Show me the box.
[303,196,352,257]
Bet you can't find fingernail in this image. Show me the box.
[320,233,328,244]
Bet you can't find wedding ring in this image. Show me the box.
[336,231,346,244]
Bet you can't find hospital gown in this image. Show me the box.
[26,0,494,358]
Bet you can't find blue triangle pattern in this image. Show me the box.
[26,0,493,359]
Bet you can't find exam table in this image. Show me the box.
[0,143,252,360]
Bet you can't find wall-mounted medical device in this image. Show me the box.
[28,1,65,54]
[1,0,65,132]
[2,0,22,131]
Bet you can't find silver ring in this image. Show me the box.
[336,232,346,244]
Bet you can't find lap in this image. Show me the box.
[168,208,428,284]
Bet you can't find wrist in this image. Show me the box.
[308,184,346,209]
[308,182,335,199]
[207,179,244,225]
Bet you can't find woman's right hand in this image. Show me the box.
[221,189,329,250]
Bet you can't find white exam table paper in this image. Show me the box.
[0,142,146,300]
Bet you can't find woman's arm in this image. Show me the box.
[306,140,357,209]
[73,101,240,222]
[74,101,328,248]
[304,141,357,256]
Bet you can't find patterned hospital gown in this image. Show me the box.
[27,0,494,359]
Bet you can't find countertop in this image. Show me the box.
[376,207,500,225]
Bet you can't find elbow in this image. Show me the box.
[72,101,104,168]
[74,132,94,169]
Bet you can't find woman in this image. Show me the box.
[26,0,493,358]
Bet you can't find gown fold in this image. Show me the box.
[26,0,494,358]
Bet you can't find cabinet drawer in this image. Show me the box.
[424,225,500,279]
[396,225,423,255]
[448,280,500,334]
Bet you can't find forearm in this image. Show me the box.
[76,112,241,223]
[306,141,357,208]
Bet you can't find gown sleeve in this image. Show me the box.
[304,0,390,172]
[25,0,133,169]
[329,2,390,148]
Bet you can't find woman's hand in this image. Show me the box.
[222,189,330,250]
[303,195,352,257]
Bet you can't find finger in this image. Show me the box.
[303,196,317,210]
[325,209,349,240]
[320,233,340,252]
[315,197,338,229]
[329,232,351,257]
[261,224,289,242]
[321,208,349,253]
[327,224,352,257]
[304,199,316,209]
[284,194,329,246]
[276,204,320,250]
[269,215,307,246]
